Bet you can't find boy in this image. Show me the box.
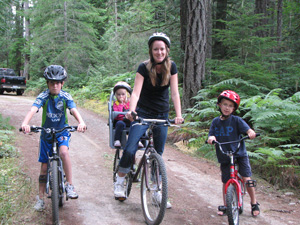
[21,65,87,211]
[207,90,260,217]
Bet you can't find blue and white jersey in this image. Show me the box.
[209,115,250,163]
[33,89,76,142]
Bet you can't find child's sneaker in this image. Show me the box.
[66,183,79,199]
[34,195,45,211]
[114,140,121,147]
[138,141,144,148]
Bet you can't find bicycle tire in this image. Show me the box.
[141,152,167,225]
[113,149,120,183]
[226,184,239,225]
[238,179,244,214]
[58,165,64,207]
[51,160,60,225]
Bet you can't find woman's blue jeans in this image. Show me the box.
[118,107,168,174]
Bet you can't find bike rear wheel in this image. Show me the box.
[113,149,120,183]
[141,152,167,225]
[51,160,60,225]
[226,184,239,225]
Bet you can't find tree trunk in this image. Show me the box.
[213,0,227,58]
[277,0,283,45]
[24,1,30,80]
[15,2,23,75]
[64,1,68,70]
[182,0,207,109]
[254,0,270,37]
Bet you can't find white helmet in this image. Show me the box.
[148,32,171,48]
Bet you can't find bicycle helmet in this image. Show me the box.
[43,65,67,81]
[148,32,171,48]
[113,81,132,94]
[217,90,240,110]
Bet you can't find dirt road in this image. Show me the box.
[0,94,299,225]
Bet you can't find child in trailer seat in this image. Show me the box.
[112,81,143,148]
[21,65,87,211]
[207,90,260,217]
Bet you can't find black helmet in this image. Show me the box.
[113,81,132,94]
[43,65,67,81]
[148,32,171,48]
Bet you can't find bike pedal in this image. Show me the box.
[246,180,257,187]
[218,205,227,212]
[47,195,51,199]
[115,196,127,201]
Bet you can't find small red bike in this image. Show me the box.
[209,134,260,225]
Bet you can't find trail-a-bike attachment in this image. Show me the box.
[208,134,260,225]
[20,126,78,225]
[113,112,180,225]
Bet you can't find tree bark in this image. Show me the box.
[277,0,283,44]
[254,0,270,37]
[213,0,227,58]
[182,0,207,109]
[24,1,30,80]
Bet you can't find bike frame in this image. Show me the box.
[224,152,244,208]
[131,122,157,190]
[46,132,65,198]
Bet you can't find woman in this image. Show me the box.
[114,33,184,208]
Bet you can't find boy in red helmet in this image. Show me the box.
[207,90,260,217]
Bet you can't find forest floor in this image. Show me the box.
[0,94,299,225]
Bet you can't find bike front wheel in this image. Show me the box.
[51,160,60,225]
[226,184,239,225]
[238,179,244,214]
[141,152,167,225]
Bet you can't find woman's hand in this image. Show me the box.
[174,116,184,125]
[125,111,137,122]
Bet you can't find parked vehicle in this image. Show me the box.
[0,68,26,95]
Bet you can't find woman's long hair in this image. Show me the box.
[145,43,171,86]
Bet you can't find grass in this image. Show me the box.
[0,114,33,224]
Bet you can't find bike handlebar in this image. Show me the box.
[206,133,260,155]
[131,111,184,126]
[19,126,79,133]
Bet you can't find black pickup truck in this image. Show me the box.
[0,68,26,95]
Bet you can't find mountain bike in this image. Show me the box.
[20,125,78,225]
[113,115,182,225]
[209,134,260,225]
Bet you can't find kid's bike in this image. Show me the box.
[113,115,182,225]
[209,134,260,225]
[20,125,78,225]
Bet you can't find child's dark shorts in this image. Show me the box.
[220,156,252,183]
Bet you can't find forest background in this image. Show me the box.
[1,0,300,192]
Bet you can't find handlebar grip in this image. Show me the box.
[256,133,260,137]
[131,111,137,120]
[168,119,184,124]
[19,128,22,132]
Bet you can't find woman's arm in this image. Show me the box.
[170,74,184,124]
[126,72,144,121]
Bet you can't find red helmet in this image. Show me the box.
[217,90,240,110]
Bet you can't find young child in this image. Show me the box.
[207,90,260,217]
[113,81,143,148]
[21,65,87,211]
